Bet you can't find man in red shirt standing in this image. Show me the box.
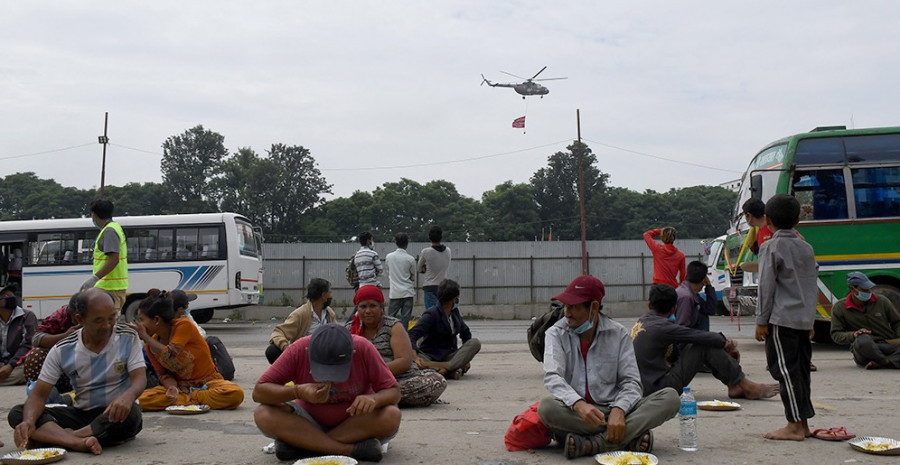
[643,227,685,289]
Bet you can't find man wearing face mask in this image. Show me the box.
[0,284,37,386]
[537,275,680,459]
[830,272,900,370]
[81,199,128,313]
[267,279,336,364]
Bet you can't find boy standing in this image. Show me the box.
[754,194,818,441]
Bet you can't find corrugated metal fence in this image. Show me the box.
[262,240,706,307]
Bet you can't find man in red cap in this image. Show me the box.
[253,324,401,462]
[537,275,680,459]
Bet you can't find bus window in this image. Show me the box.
[851,167,900,218]
[29,233,77,265]
[236,221,258,257]
[157,229,174,260]
[844,134,900,163]
[199,227,220,259]
[793,169,849,221]
[795,138,845,165]
[176,228,199,260]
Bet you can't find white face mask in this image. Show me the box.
[856,290,872,302]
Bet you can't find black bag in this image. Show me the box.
[526,301,564,362]
[206,336,235,381]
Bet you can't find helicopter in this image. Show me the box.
[480,66,567,99]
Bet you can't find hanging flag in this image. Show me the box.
[512,116,526,128]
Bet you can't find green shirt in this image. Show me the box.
[830,294,900,345]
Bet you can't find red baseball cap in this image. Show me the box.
[553,275,605,305]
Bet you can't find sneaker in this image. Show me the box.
[274,439,315,461]
[351,438,383,462]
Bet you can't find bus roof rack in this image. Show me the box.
[810,125,847,132]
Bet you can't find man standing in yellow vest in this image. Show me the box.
[80,200,128,312]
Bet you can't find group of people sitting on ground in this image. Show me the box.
[3,206,897,460]
[257,277,481,461]
[5,287,242,454]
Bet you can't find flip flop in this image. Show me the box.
[811,427,856,441]
[627,430,653,453]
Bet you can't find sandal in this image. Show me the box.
[564,433,602,459]
[627,430,653,453]
[811,427,856,441]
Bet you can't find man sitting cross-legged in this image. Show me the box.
[8,288,146,455]
[538,275,680,460]
[632,284,779,399]
[253,323,401,462]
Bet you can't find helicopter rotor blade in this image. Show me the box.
[499,70,527,80]
[533,77,568,81]
[530,66,548,80]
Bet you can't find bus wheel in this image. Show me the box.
[192,308,214,324]
[123,300,141,323]
[812,319,833,344]
[873,283,900,311]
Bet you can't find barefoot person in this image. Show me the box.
[755,194,819,441]
[129,290,244,411]
[633,284,779,399]
[253,324,401,462]
[538,275,680,459]
[8,288,146,455]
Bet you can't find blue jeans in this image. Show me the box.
[423,286,438,310]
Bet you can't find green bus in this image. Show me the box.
[724,125,900,341]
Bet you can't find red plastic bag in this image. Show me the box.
[504,401,551,451]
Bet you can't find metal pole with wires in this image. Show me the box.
[576,109,587,275]
[98,112,109,198]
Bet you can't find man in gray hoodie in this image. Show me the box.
[418,226,451,310]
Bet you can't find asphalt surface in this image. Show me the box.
[1,316,898,464]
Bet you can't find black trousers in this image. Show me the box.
[765,325,815,423]
[657,343,744,395]
[8,403,142,446]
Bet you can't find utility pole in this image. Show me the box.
[98,112,110,198]
[576,109,587,275]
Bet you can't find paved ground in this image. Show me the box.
[1,317,898,464]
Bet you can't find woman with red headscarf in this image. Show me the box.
[348,286,446,407]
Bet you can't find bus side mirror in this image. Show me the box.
[750,174,763,200]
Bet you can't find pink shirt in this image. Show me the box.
[258,335,396,428]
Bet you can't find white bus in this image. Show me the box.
[0,212,263,322]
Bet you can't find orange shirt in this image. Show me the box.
[147,318,220,388]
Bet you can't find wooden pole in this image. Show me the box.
[577,109,587,275]
[99,112,109,198]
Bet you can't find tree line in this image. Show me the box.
[1,125,737,242]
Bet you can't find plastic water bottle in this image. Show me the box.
[678,386,698,451]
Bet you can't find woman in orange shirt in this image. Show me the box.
[129,290,243,411]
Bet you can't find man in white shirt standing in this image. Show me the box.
[385,233,417,329]
[418,226,451,310]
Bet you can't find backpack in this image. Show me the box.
[206,336,235,381]
[526,301,564,362]
[345,255,359,288]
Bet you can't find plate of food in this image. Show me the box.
[165,404,211,415]
[848,436,900,455]
[293,456,358,465]
[0,447,66,465]
[594,451,658,465]
[697,400,741,411]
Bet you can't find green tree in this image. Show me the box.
[481,181,540,241]
[0,172,92,220]
[266,144,332,239]
[104,182,169,216]
[161,125,227,212]
[531,141,609,240]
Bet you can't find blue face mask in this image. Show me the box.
[668,314,677,322]
[856,291,872,302]
[183,306,192,316]
[573,319,594,334]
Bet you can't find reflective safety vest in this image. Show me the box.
[93,220,129,291]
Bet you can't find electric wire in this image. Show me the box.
[0,142,95,161]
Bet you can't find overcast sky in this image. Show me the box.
[2,1,899,201]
